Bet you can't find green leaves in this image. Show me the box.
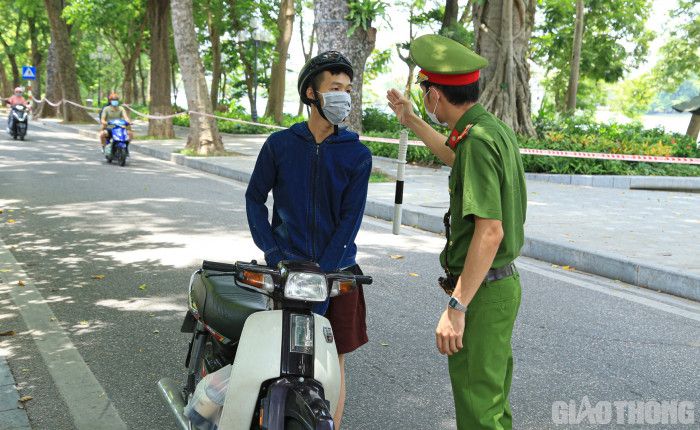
[346,0,389,36]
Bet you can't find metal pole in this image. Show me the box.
[393,130,409,235]
[252,40,259,122]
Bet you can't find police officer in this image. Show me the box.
[386,34,527,430]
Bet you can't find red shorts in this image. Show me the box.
[326,265,368,355]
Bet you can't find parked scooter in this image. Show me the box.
[104,119,130,166]
[158,259,372,429]
[8,104,29,140]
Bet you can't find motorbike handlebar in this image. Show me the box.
[202,260,372,285]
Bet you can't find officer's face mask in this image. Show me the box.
[110,100,119,107]
[423,88,447,127]
[317,91,351,125]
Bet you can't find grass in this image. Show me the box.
[133,135,178,141]
[175,148,244,157]
[369,168,394,183]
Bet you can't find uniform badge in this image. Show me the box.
[447,124,474,150]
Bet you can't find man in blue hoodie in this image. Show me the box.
[245,51,372,428]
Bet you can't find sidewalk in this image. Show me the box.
[36,119,700,301]
[0,357,30,429]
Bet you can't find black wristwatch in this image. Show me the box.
[448,297,467,313]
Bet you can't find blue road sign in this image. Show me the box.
[22,66,36,80]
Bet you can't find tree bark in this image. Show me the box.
[0,36,21,87]
[687,112,700,141]
[314,0,376,133]
[565,0,585,112]
[474,0,536,137]
[29,16,44,100]
[441,0,460,31]
[148,0,175,138]
[43,0,95,123]
[297,13,315,116]
[171,0,223,154]
[35,40,61,118]
[207,4,222,110]
[0,65,11,98]
[138,53,147,104]
[264,0,295,123]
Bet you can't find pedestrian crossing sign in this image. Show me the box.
[22,66,36,80]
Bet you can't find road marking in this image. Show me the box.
[517,259,700,322]
[0,236,127,429]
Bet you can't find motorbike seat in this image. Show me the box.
[190,269,268,342]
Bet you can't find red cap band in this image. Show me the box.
[418,69,480,86]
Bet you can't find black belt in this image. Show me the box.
[484,263,517,283]
[438,263,517,296]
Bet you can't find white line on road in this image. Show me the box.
[0,236,128,430]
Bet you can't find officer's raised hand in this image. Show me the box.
[386,89,416,126]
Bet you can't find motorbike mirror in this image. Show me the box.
[239,270,275,292]
[330,278,356,297]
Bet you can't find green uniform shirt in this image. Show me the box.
[440,103,527,275]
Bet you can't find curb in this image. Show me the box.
[42,121,700,301]
[523,173,700,192]
[0,357,31,429]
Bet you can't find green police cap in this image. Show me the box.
[410,34,488,86]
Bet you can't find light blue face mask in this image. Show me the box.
[318,91,351,125]
[110,100,119,107]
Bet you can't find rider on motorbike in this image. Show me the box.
[245,51,372,429]
[100,93,132,149]
[5,87,29,132]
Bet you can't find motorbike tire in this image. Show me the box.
[119,150,126,167]
[19,135,24,141]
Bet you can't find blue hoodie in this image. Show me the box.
[245,122,372,310]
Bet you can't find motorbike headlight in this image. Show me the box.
[284,272,328,302]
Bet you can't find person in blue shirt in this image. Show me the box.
[245,51,372,428]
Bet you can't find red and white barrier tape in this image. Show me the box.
[519,148,700,165]
[13,97,700,165]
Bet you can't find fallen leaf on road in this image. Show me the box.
[17,280,25,287]
[19,396,32,403]
[153,329,160,334]
[562,266,574,271]
[7,219,16,224]
[0,269,11,273]
[0,330,15,336]
[0,209,3,214]
[551,264,559,269]
[389,255,404,260]
[408,273,419,277]
[138,284,148,291]
[92,274,106,280]
[21,368,29,373]
[78,320,89,326]
[49,317,57,322]
[380,342,389,347]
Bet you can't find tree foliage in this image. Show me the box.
[533,0,654,112]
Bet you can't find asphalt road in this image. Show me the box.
[0,125,698,430]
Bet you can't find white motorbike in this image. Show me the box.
[158,259,372,429]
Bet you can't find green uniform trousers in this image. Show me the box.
[448,273,522,430]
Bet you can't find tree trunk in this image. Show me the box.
[687,112,700,142]
[297,14,315,117]
[207,4,222,110]
[148,0,175,138]
[565,0,585,112]
[28,16,44,100]
[314,0,376,133]
[43,0,95,123]
[441,0,460,31]
[35,40,62,118]
[171,0,223,154]
[0,39,20,87]
[138,54,147,104]
[0,65,11,97]
[474,0,536,137]
[264,0,295,123]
